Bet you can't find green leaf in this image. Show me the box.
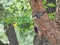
[44,6,48,9]
[47,3,55,7]
[48,13,55,20]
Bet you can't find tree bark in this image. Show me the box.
[54,0,60,32]
[33,0,56,45]
[4,23,19,45]
[29,0,60,45]
[56,0,60,21]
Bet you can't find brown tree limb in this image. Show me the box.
[4,23,19,45]
[29,0,60,45]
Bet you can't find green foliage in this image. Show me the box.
[48,12,55,20]
[43,0,55,20]
[0,0,34,45]
[47,3,55,7]
[0,24,9,44]
[19,22,30,28]
[17,15,33,29]
[0,0,56,45]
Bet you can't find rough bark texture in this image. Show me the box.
[33,33,52,45]
[56,0,60,21]
[55,0,60,31]
[4,23,19,45]
[34,26,52,45]
[29,0,60,45]
[39,0,56,45]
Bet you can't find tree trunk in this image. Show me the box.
[56,0,60,21]
[29,0,60,45]
[4,23,19,45]
[54,0,60,32]
[33,0,56,45]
